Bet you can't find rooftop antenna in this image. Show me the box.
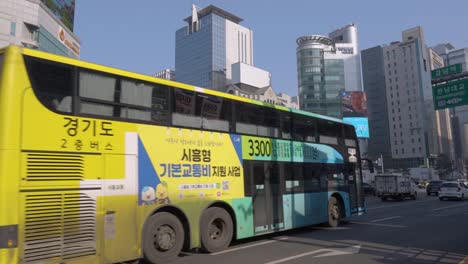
[191,4,200,33]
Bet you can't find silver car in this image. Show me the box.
[439,181,468,201]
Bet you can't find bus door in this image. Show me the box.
[347,162,364,215]
[252,162,284,233]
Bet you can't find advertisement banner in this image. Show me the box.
[42,0,75,31]
[137,127,244,205]
[341,91,368,117]
[343,117,370,138]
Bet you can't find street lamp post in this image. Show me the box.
[378,153,384,174]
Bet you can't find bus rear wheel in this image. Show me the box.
[200,207,233,253]
[327,197,341,228]
[142,212,184,264]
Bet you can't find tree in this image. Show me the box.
[435,154,452,179]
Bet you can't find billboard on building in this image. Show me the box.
[343,117,370,138]
[341,91,367,117]
[341,91,369,138]
[41,0,75,31]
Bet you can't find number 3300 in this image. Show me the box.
[248,139,271,157]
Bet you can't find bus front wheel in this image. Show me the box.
[142,212,184,264]
[200,207,233,253]
[327,197,341,228]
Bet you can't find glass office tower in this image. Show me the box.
[175,5,253,91]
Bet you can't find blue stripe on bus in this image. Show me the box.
[229,134,243,164]
[282,191,352,229]
[283,193,326,229]
[137,137,161,205]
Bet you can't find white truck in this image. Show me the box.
[375,174,418,201]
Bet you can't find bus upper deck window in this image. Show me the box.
[52,96,72,112]
[25,57,74,113]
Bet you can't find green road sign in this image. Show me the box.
[431,64,462,79]
[433,79,468,110]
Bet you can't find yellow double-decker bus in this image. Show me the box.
[0,46,365,264]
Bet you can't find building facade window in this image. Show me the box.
[10,22,16,36]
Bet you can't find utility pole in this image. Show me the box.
[379,153,384,174]
[381,153,384,174]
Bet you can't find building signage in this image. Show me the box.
[337,47,354,55]
[58,27,80,56]
[433,79,468,110]
[431,64,462,79]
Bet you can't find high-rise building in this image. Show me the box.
[175,5,253,91]
[296,24,362,118]
[362,26,433,169]
[0,0,80,58]
[175,5,298,109]
[361,46,393,166]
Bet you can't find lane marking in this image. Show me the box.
[426,214,450,217]
[313,245,361,258]
[311,226,351,230]
[264,245,360,264]
[210,237,288,255]
[349,221,407,228]
[370,216,401,223]
[367,199,435,210]
[432,203,468,212]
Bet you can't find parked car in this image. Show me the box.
[439,181,468,201]
[426,180,443,196]
[362,183,376,195]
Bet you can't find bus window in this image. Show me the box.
[235,103,261,136]
[120,79,152,121]
[235,102,280,137]
[292,114,316,142]
[318,119,341,145]
[291,163,305,193]
[199,94,231,132]
[283,163,298,193]
[172,88,201,128]
[171,90,231,131]
[344,124,357,147]
[26,57,74,113]
[280,112,291,139]
[258,108,279,138]
[304,164,320,192]
[79,71,116,117]
[151,84,170,125]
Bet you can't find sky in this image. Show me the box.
[74,0,468,97]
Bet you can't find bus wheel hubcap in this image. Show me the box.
[331,205,339,219]
[154,225,176,251]
[209,219,225,240]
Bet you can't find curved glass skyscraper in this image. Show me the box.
[297,24,361,118]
